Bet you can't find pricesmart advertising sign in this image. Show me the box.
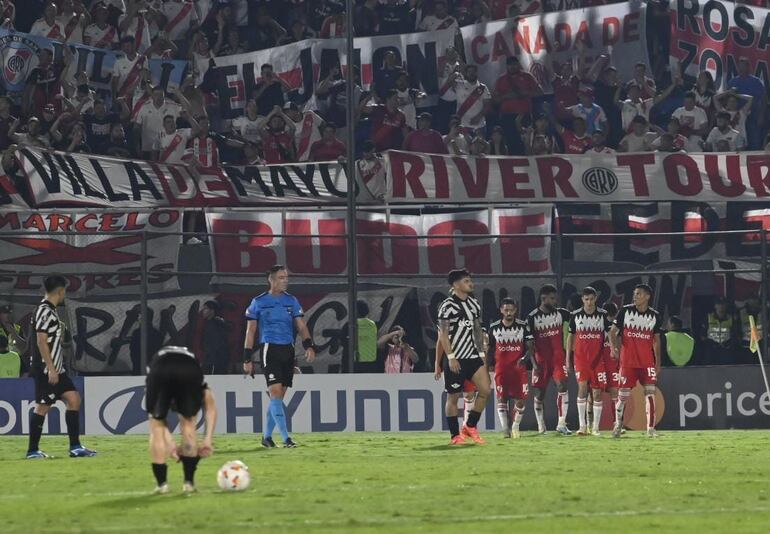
[1,369,769,435]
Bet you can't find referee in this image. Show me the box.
[437,269,491,445]
[26,275,96,459]
[243,265,316,448]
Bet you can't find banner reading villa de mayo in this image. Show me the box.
[462,2,648,92]
[384,150,770,203]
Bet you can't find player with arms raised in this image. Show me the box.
[146,346,217,494]
[609,284,662,438]
[527,284,572,435]
[437,269,490,445]
[488,298,533,439]
[566,287,612,436]
[243,265,316,448]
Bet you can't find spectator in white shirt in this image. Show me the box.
[714,89,753,144]
[672,92,709,152]
[587,130,614,155]
[444,114,471,155]
[705,111,746,152]
[418,0,459,32]
[618,115,657,153]
[132,85,181,157]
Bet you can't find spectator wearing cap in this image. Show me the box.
[443,114,471,155]
[361,89,408,151]
[618,115,657,153]
[488,125,509,155]
[201,300,231,374]
[450,64,492,137]
[727,57,767,150]
[586,130,613,154]
[705,111,745,152]
[133,85,181,158]
[0,334,21,378]
[253,63,288,116]
[672,92,708,152]
[494,56,542,154]
[357,140,386,201]
[259,105,296,163]
[0,304,26,357]
[309,122,346,161]
[567,86,607,135]
[84,2,119,49]
[383,325,418,373]
[377,0,413,36]
[403,112,447,154]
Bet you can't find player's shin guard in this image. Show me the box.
[511,405,524,430]
[497,400,511,430]
[534,397,545,432]
[645,393,656,430]
[27,412,45,453]
[592,401,603,433]
[180,455,200,484]
[152,463,168,486]
[557,391,569,426]
[616,389,630,427]
[463,394,476,425]
[269,399,290,441]
[65,410,81,449]
[577,397,587,430]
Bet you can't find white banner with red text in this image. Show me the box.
[204,207,552,281]
[462,3,648,93]
[16,147,351,208]
[211,29,457,118]
[384,150,770,203]
[0,210,182,296]
[669,0,770,90]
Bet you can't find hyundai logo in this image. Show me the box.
[582,167,618,195]
[98,385,204,434]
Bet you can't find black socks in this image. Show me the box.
[152,463,168,486]
[28,413,45,452]
[180,455,200,484]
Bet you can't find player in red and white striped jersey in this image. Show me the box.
[609,284,663,438]
[185,115,220,168]
[450,64,492,136]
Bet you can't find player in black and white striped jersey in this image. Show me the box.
[436,269,491,445]
[26,275,96,459]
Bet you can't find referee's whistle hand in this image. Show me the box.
[47,368,59,385]
[305,348,316,363]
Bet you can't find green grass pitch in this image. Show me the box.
[1,431,769,533]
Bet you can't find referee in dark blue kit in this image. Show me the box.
[243,265,316,448]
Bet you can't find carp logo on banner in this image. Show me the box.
[205,208,552,280]
[461,3,648,92]
[0,210,182,295]
[0,33,40,91]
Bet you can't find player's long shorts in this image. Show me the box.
[495,364,529,399]
[602,349,621,389]
[620,366,658,388]
[34,370,77,405]
[531,355,567,389]
[261,343,296,388]
[146,352,204,419]
[574,356,607,390]
[443,357,484,394]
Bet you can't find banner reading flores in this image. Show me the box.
[384,150,770,203]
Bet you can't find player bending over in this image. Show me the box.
[609,284,662,438]
[527,284,572,435]
[146,346,217,494]
[488,298,535,439]
[566,287,612,436]
[437,269,491,445]
[243,265,316,448]
[26,275,96,459]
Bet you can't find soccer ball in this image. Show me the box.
[217,460,251,491]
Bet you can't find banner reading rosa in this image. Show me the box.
[0,28,187,95]
[462,3,647,92]
[385,150,770,203]
[669,0,770,90]
[17,147,350,208]
[205,208,552,280]
[212,28,456,118]
[0,210,182,295]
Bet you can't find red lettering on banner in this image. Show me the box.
[514,24,531,54]
[554,23,571,51]
[124,212,144,231]
[356,220,419,274]
[198,169,236,203]
[663,154,702,196]
[429,155,450,198]
[623,12,640,42]
[617,154,654,196]
[471,35,489,63]
[284,218,347,274]
[498,159,535,198]
[603,17,620,45]
[0,213,20,230]
[453,157,489,198]
[229,79,245,109]
[47,214,72,232]
[391,152,428,198]
[74,214,98,232]
[152,164,199,204]
[705,154,746,197]
[148,210,179,227]
[574,20,593,48]
[427,220,492,274]
[99,214,121,232]
[537,157,577,197]
[117,270,141,287]
[23,214,46,231]
[492,32,511,62]
[210,220,277,272]
[746,154,770,197]
[533,26,551,54]
[498,213,549,273]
